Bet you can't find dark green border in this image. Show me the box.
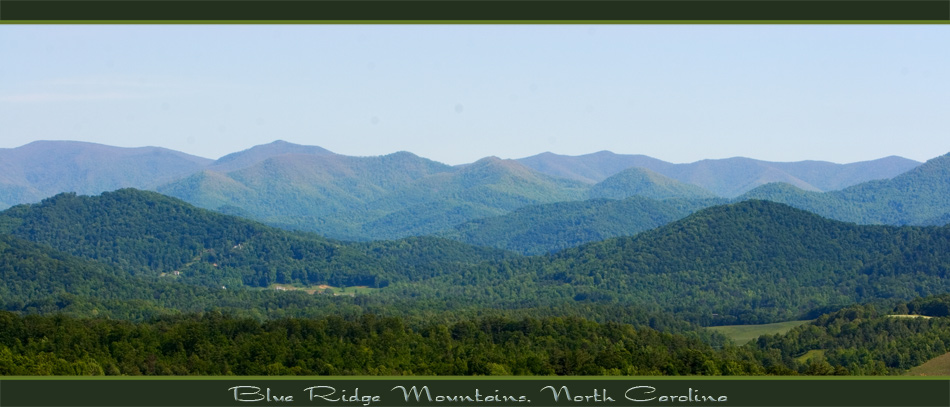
[3,375,950,380]
[1,377,949,407]
[3,19,950,23]
[1,0,948,21]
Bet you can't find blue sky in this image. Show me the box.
[1,25,947,165]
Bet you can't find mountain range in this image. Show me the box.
[517,150,919,197]
[0,140,933,248]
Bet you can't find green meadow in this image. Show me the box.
[906,352,950,376]
[709,320,812,344]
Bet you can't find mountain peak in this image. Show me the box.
[465,156,532,174]
[590,167,716,200]
[211,140,335,172]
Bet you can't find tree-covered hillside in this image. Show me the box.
[539,200,950,324]
[0,189,512,290]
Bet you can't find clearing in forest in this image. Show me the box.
[708,320,812,344]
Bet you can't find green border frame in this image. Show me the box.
[2,375,950,380]
[2,19,950,23]
[1,0,948,22]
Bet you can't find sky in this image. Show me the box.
[1,25,948,165]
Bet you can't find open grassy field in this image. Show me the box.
[708,320,812,344]
[905,351,950,376]
[795,349,826,364]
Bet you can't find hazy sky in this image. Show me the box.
[1,25,947,165]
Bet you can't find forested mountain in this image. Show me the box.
[740,152,950,226]
[0,141,211,209]
[439,196,723,255]
[518,151,920,197]
[0,189,514,290]
[538,200,950,324]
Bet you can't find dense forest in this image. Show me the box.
[0,313,759,376]
[3,295,950,376]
